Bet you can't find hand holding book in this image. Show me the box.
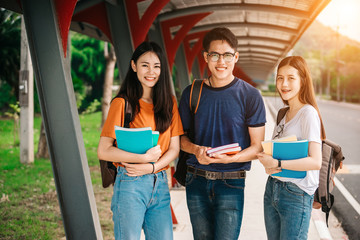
[260,136,308,179]
[144,145,162,163]
[115,126,159,155]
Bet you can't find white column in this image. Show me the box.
[19,16,34,164]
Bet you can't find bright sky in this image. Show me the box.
[316,0,360,42]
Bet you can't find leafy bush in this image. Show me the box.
[0,81,16,112]
[71,33,105,111]
[268,84,277,92]
[82,99,101,114]
[4,102,20,146]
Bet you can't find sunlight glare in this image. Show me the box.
[316,0,360,42]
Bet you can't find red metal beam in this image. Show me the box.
[125,0,170,48]
[72,2,112,43]
[183,31,208,74]
[53,0,77,57]
[161,12,211,69]
[197,51,207,79]
[233,65,256,86]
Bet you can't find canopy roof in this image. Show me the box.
[157,0,330,81]
[2,0,331,82]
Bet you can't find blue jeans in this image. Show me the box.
[111,167,173,240]
[264,176,314,240]
[185,172,245,240]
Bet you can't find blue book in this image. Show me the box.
[271,140,309,178]
[115,126,159,154]
[152,131,159,148]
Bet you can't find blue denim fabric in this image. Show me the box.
[185,172,245,240]
[264,176,314,240]
[111,167,173,240]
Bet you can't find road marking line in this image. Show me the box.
[337,165,349,174]
[334,177,360,216]
[340,164,360,174]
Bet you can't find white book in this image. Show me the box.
[207,146,242,157]
[206,143,241,154]
[115,126,151,131]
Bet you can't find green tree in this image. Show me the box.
[0,9,21,111]
[339,45,360,102]
[101,42,116,128]
[70,33,106,112]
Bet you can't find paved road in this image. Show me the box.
[265,96,360,240]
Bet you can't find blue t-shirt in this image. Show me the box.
[179,77,266,172]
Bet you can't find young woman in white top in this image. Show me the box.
[257,56,326,240]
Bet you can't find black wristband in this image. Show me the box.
[277,159,281,168]
[150,163,155,174]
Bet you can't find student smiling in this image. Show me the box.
[257,56,325,240]
[98,42,183,240]
[179,27,266,240]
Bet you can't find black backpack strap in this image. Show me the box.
[187,79,204,140]
[189,79,204,114]
[276,107,289,125]
[113,98,132,146]
[124,99,132,128]
[173,79,205,186]
[321,193,334,226]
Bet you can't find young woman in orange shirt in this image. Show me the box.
[98,41,183,240]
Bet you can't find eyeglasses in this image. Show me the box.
[274,124,284,139]
[207,52,235,62]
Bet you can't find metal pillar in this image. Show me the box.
[19,16,34,164]
[148,20,176,96]
[174,43,191,92]
[105,0,134,81]
[148,21,164,47]
[192,58,201,80]
[20,0,102,239]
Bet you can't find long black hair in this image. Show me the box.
[114,41,173,133]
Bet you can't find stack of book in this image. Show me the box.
[261,135,297,155]
[261,135,308,178]
[206,143,241,157]
[114,126,159,154]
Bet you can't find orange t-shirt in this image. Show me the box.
[100,96,184,168]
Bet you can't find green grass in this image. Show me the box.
[0,112,106,239]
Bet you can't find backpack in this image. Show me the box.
[99,98,132,188]
[276,107,345,224]
[173,79,204,186]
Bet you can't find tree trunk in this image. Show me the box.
[36,121,49,159]
[13,115,19,146]
[101,42,116,128]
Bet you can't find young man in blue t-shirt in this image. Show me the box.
[179,27,266,240]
